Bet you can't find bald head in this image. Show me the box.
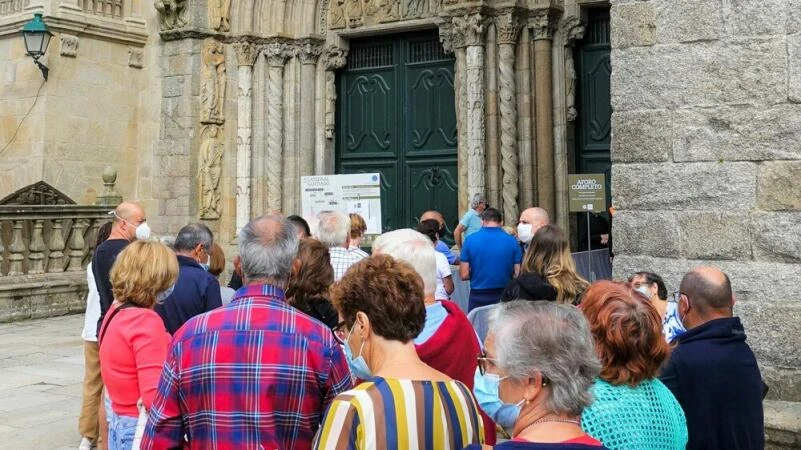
[680,266,733,317]
[519,207,550,227]
[238,215,299,284]
[420,210,445,227]
[109,202,147,241]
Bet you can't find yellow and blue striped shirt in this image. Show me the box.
[314,377,485,450]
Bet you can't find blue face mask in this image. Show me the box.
[473,368,523,431]
[156,283,175,303]
[343,323,373,380]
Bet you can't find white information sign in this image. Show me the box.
[301,173,383,235]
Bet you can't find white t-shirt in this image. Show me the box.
[434,251,452,301]
[82,262,101,341]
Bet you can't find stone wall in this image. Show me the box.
[609,0,801,401]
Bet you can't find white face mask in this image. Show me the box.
[517,223,533,243]
[635,285,651,299]
[134,222,151,241]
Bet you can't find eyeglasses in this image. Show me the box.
[332,321,347,345]
[670,291,691,308]
[477,350,499,376]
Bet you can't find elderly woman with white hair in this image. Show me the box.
[467,301,610,450]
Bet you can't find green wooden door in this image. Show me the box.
[336,31,458,242]
[575,8,612,207]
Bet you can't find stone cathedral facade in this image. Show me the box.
[1,0,801,429]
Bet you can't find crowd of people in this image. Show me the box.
[76,197,766,450]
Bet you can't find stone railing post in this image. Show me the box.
[96,166,123,207]
[8,221,25,276]
[530,8,560,217]
[496,9,522,225]
[297,39,322,183]
[28,219,46,274]
[48,219,66,273]
[264,41,291,213]
[233,42,260,232]
[452,12,486,206]
[67,218,88,272]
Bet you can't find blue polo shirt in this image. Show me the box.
[460,227,522,290]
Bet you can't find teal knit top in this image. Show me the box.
[581,378,688,450]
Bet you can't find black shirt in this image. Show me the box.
[92,239,130,335]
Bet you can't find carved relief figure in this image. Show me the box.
[565,53,577,122]
[209,0,231,32]
[200,125,224,219]
[345,0,364,27]
[404,0,426,19]
[377,0,399,22]
[201,39,227,124]
[154,0,187,30]
[329,0,346,29]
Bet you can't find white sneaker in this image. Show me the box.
[78,437,94,450]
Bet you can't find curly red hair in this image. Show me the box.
[581,280,670,386]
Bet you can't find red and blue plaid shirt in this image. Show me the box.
[141,284,352,450]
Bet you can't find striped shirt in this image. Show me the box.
[314,377,485,450]
[329,246,367,281]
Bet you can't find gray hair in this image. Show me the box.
[173,222,214,252]
[316,211,350,248]
[238,215,299,282]
[471,193,486,209]
[373,229,437,296]
[490,301,601,416]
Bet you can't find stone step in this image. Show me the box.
[766,400,801,449]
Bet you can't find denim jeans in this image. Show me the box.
[105,396,138,450]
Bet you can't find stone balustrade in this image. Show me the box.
[0,0,27,16]
[81,0,124,18]
[0,205,111,277]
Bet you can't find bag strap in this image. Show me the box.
[98,302,140,347]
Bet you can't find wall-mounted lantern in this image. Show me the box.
[22,13,53,81]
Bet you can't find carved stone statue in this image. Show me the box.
[154,0,187,30]
[404,0,425,19]
[565,52,577,122]
[200,125,224,219]
[201,39,226,124]
[329,0,346,29]
[377,0,399,22]
[209,0,231,32]
[345,0,364,27]
[323,46,348,139]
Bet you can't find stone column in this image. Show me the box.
[298,39,323,181]
[264,42,290,213]
[485,23,499,209]
[452,13,486,204]
[531,9,559,218]
[322,45,348,173]
[553,16,585,233]
[516,26,534,210]
[233,42,259,232]
[496,10,522,225]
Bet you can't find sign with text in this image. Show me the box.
[301,173,383,235]
[568,174,607,213]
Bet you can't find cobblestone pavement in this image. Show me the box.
[0,314,86,450]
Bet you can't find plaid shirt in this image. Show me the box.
[141,284,352,450]
[329,246,367,281]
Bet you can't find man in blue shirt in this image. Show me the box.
[156,222,223,334]
[459,208,522,311]
[454,193,488,248]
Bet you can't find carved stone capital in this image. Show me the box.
[323,45,348,70]
[495,10,522,45]
[297,39,324,65]
[451,13,484,48]
[561,15,585,46]
[233,42,260,66]
[264,42,291,67]
[59,34,79,57]
[127,48,144,68]
[155,0,187,31]
[436,18,455,54]
[529,9,560,41]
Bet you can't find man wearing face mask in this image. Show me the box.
[516,207,550,251]
[155,222,222,334]
[659,267,764,450]
[93,202,151,335]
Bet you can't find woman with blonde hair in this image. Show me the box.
[500,225,588,305]
[286,238,339,328]
[98,240,178,450]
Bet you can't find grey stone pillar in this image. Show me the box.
[322,45,348,174]
[233,42,259,232]
[531,9,559,218]
[485,23,499,209]
[264,42,290,213]
[496,10,522,226]
[452,13,486,204]
[298,39,323,181]
[516,26,534,211]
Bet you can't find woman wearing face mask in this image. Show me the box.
[579,281,687,450]
[468,301,607,450]
[99,240,178,450]
[315,255,485,449]
[500,225,589,305]
[629,271,669,325]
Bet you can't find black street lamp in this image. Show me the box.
[22,13,53,81]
